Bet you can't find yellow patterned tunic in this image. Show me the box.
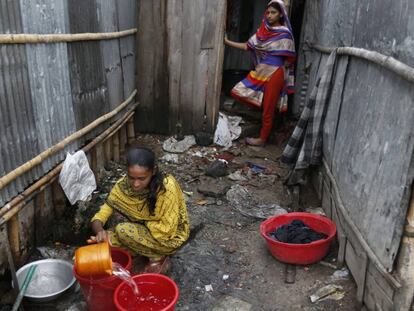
[91,174,190,259]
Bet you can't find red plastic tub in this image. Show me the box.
[114,274,179,311]
[260,212,336,265]
[74,247,132,311]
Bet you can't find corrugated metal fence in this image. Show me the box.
[0,0,136,207]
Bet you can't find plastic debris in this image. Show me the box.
[319,260,337,269]
[214,113,242,148]
[163,135,196,153]
[160,153,180,164]
[310,284,344,303]
[331,268,350,281]
[205,284,214,292]
[246,161,267,174]
[59,151,96,205]
[226,185,287,219]
[228,170,248,182]
[214,152,235,162]
[306,207,326,216]
[223,274,229,281]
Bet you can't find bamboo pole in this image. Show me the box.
[127,116,135,144]
[308,42,414,84]
[0,89,137,191]
[7,216,20,265]
[35,190,45,244]
[104,139,112,163]
[119,126,127,160]
[113,132,120,163]
[4,228,19,297]
[90,148,98,174]
[0,28,137,44]
[0,104,138,222]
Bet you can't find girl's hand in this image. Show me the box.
[224,33,229,45]
[90,230,111,245]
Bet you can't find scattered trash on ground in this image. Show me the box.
[163,135,196,153]
[214,112,242,148]
[226,185,288,219]
[246,161,267,174]
[160,153,180,164]
[212,295,252,311]
[306,207,326,216]
[205,159,229,177]
[12,133,357,311]
[310,284,345,303]
[319,260,338,269]
[331,268,350,281]
[198,178,231,198]
[228,169,248,182]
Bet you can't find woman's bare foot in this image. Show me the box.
[245,137,265,147]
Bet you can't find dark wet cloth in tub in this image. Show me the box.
[268,219,327,244]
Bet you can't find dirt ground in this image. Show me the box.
[0,122,357,310]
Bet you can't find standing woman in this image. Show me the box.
[224,0,295,146]
[91,146,190,274]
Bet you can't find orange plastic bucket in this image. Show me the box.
[74,241,113,277]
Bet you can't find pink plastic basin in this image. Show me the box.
[260,212,337,265]
[114,273,179,311]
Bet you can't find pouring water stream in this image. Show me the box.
[112,262,139,295]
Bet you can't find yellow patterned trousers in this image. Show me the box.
[108,222,176,260]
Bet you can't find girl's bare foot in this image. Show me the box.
[245,137,265,147]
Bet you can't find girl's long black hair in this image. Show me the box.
[126,146,165,215]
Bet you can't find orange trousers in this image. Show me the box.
[259,68,285,141]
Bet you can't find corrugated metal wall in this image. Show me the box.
[295,0,414,271]
[0,0,136,207]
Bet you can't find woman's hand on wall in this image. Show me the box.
[224,33,230,45]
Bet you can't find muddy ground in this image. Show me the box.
[0,114,357,311]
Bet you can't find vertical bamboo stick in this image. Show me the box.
[113,132,120,162]
[104,139,112,163]
[90,147,98,174]
[7,216,20,265]
[119,126,127,161]
[35,190,46,244]
[127,116,135,145]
